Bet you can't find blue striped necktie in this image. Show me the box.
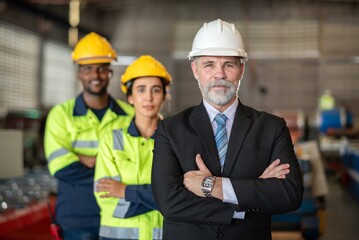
[214,113,228,172]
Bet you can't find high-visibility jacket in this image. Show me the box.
[44,94,134,229]
[318,94,335,110]
[95,120,163,240]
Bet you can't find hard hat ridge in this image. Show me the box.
[121,55,172,94]
[188,19,248,60]
[72,32,117,65]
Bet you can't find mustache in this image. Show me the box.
[89,78,101,82]
[207,79,234,88]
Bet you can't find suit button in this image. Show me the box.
[216,233,223,238]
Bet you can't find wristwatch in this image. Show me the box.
[201,176,216,198]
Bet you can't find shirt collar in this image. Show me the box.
[73,94,128,116]
[203,98,238,123]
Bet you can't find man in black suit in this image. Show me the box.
[151,19,303,240]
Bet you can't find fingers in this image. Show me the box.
[195,154,206,171]
[99,193,110,198]
[98,178,114,184]
[265,159,281,171]
[183,154,211,180]
[184,170,202,178]
[97,180,115,197]
[96,182,110,196]
[99,192,116,198]
[183,171,207,197]
[195,154,212,175]
[183,155,210,196]
[96,178,115,192]
[259,159,290,179]
[260,159,280,178]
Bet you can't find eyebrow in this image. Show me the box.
[201,59,215,63]
[135,84,162,88]
[200,59,238,65]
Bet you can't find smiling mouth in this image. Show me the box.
[90,80,102,85]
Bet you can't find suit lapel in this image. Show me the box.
[222,102,252,176]
[190,103,222,176]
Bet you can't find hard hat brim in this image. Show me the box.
[188,48,248,60]
[75,56,116,65]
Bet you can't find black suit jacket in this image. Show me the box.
[152,101,303,240]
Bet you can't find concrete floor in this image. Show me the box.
[319,177,359,240]
[1,172,358,240]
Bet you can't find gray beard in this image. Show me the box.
[199,79,238,106]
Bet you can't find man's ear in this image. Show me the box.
[239,63,245,80]
[191,61,199,80]
[108,70,113,79]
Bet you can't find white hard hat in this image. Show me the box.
[188,19,248,60]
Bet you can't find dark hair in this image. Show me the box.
[126,77,167,97]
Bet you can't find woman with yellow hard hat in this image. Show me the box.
[94,55,171,240]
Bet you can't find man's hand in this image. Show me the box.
[259,159,290,179]
[78,155,96,168]
[184,156,289,199]
[95,178,126,198]
[184,154,213,197]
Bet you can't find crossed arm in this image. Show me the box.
[78,155,97,168]
[183,154,290,200]
[95,154,289,200]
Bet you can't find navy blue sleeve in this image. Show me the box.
[121,184,159,218]
[125,184,158,210]
[54,162,94,185]
[124,203,153,218]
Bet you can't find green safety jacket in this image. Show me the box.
[318,94,335,110]
[44,94,134,229]
[95,120,163,240]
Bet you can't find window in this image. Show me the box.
[42,41,77,107]
[0,22,40,114]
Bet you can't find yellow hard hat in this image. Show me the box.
[72,32,117,65]
[121,55,172,94]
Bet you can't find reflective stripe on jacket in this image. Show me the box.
[44,94,134,229]
[95,121,163,240]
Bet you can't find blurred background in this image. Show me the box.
[0,0,358,239]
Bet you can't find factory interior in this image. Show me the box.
[0,0,359,239]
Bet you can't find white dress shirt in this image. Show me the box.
[203,99,245,219]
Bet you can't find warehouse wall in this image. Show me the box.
[99,0,359,120]
[0,0,358,122]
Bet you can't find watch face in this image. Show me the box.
[201,176,215,198]
[203,179,213,188]
[202,177,214,190]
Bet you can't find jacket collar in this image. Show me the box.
[73,93,127,116]
[127,119,155,139]
[190,102,222,175]
[190,100,252,176]
[223,100,252,176]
